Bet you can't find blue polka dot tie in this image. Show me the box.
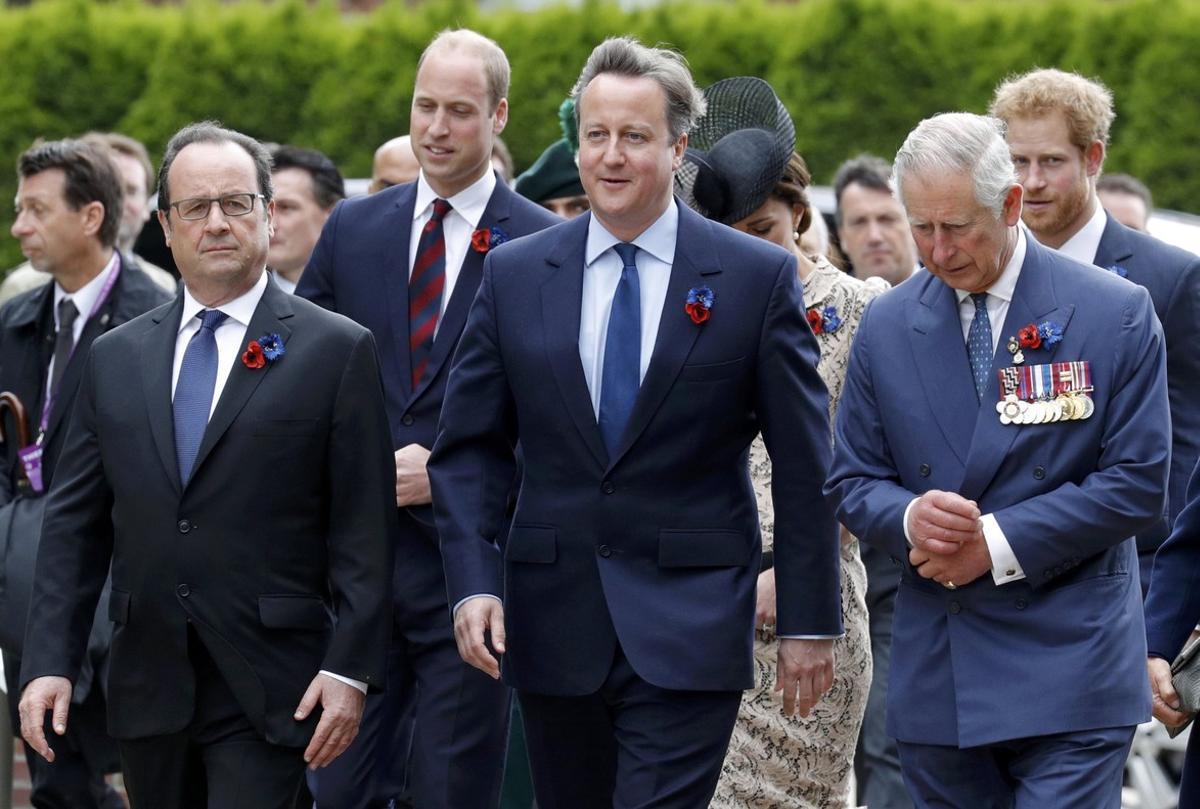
[174,309,228,484]
[967,292,992,402]
[598,243,642,459]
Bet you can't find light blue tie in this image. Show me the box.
[967,292,992,402]
[174,309,228,483]
[598,243,642,459]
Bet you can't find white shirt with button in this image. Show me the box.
[45,251,119,402]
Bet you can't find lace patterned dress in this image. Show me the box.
[713,259,888,808]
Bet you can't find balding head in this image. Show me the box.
[370,136,420,193]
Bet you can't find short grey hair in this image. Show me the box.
[157,121,273,213]
[892,113,1017,218]
[570,36,706,142]
[418,29,510,115]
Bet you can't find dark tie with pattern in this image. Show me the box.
[598,243,642,459]
[50,298,79,399]
[967,292,992,402]
[174,309,228,484]
[409,198,452,388]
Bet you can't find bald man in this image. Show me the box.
[368,136,420,193]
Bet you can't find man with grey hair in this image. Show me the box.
[19,121,395,807]
[430,36,840,807]
[299,27,558,809]
[827,112,1168,807]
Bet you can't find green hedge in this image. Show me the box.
[1,0,1197,270]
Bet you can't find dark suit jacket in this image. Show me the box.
[430,204,841,696]
[1094,213,1200,548]
[0,255,172,505]
[20,278,396,746]
[1147,458,1200,661]
[297,175,559,539]
[827,239,1169,746]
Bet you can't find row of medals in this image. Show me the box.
[997,392,1094,425]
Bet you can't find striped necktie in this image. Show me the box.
[409,198,452,388]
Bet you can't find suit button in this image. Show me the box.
[1044,568,1053,579]
[177,584,190,598]
[949,602,961,614]
[177,520,192,534]
[401,415,414,426]
[601,481,615,494]
[1015,598,1027,610]
[919,463,931,477]
[1033,466,1046,480]
[598,545,612,558]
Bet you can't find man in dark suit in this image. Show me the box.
[18,122,395,809]
[297,28,558,809]
[429,36,840,808]
[1146,459,1200,804]
[827,112,1169,807]
[990,68,1200,593]
[1,138,172,809]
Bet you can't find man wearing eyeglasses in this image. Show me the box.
[17,121,396,808]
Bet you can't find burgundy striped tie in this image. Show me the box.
[409,198,452,388]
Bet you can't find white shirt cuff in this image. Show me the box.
[903,497,918,547]
[981,513,1025,585]
[319,670,367,694]
[777,634,845,640]
[452,593,503,617]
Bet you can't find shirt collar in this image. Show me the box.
[585,199,679,267]
[414,169,497,230]
[179,270,268,334]
[1055,196,1107,264]
[53,251,119,327]
[955,227,1026,305]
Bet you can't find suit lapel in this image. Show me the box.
[607,206,715,469]
[142,293,186,494]
[959,240,1076,500]
[188,279,295,485]
[383,185,418,400]
[908,280,977,467]
[412,180,513,401]
[1093,213,1133,270]
[541,216,608,470]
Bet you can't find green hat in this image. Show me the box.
[515,139,584,204]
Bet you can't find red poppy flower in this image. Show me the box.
[1017,324,1042,350]
[806,308,824,335]
[470,228,490,253]
[685,302,710,324]
[242,340,266,369]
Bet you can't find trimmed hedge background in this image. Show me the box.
[1,0,1197,270]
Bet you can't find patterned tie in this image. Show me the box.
[967,292,992,402]
[50,298,79,398]
[598,243,642,459]
[174,309,228,484]
[409,198,452,388]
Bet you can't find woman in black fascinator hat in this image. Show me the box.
[679,77,890,809]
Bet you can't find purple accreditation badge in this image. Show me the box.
[17,444,44,493]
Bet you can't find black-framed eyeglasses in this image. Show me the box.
[169,193,265,221]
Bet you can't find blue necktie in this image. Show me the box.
[598,243,642,458]
[967,292,992,402]
[174,309,228,483]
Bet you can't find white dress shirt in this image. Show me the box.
[903,229,1028,586]
[410,169,497,331]
[579,202,677,413]
[1055,198,1107,265]
[45,251,119,400]
[172,271,366,693]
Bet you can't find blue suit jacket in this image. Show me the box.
[827,237,1169,747]
[429,204,841,695]
[1146,459,1200,662]
[297,176,559,540]
[1094,213,1200,549]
